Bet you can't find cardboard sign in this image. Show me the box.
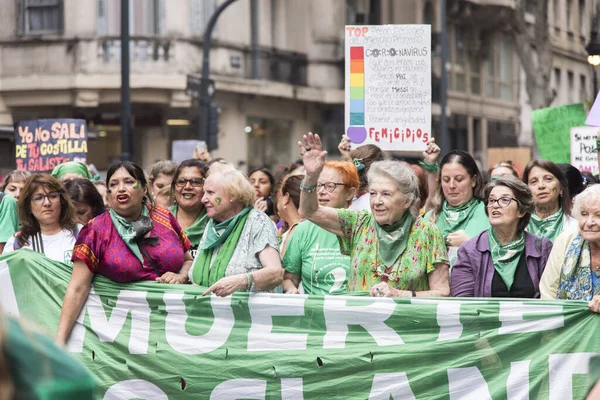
[570,126,599,174]
[14,119,87,173]
[487,147,531,177]
[532,104,587,163]
[345,25,431,151]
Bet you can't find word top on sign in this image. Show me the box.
[345,25,432,152]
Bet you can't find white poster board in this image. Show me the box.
[570,126,598,174]
[171,140,200,163]
[344,25,431,151]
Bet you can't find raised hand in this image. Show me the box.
[298,132,328,179]
[338,134,351,158]
[423,137,440,164]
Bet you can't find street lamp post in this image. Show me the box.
[587,1,600,97]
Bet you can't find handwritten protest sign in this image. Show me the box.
[345,25,431,151]
[14,119,88,173]
[570,126,598,174]
[532,104,587,163]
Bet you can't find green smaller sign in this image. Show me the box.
[532,103,587,163]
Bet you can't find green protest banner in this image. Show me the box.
[532,103,587,163]
[1,250,599,399]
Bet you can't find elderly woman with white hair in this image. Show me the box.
[189,168,284,296]
[540,184,600,312]
[298,133,449,297]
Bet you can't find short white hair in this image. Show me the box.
[573,184,600,218]
[367,160,420,218]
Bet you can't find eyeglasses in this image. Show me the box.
[317,182,346,193]
[31,192,61,205]
[175,178,204,187]
[486,196,517,208]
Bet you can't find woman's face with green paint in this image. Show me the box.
[107,167,146,220]
[526,166,561,210]
[202,174,240,222]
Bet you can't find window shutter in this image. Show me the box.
[57,0,64,34]
[16,0,25,35]
[189,0,203,36]
[97,0,108,35]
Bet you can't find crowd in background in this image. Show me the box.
[2,133,600,397]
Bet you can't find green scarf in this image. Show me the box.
[436,199,487,238]
[488,229,525,290]
[109,207,149,264]
[192,207,252,286]
[169,205,208,248]
[51,161,92,180]
[372,212,414,268]
[527,208,564,242]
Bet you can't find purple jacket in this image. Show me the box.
[451,230,553,298]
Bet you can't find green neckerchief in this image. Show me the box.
[488,229,525,290]
[193,207,252,286]
[169,205,208,247]
[437,198,482,238]
[528,208,564,242]
[109,207,149,264]
[50,161,92,180]
[372,212,414,268]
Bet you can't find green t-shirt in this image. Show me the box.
[0,193,19,243]
[338,210,448,292]
[4,316,96,399]
[283,221,350,295]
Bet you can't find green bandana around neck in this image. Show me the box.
[109,207,150,264]
[192,207,252,286]
[372,211,414,268]
[488,228,525,290]
[169,205,209,247]
[51,161,92,180]
[437,198,482,237]
[528,208,564,242]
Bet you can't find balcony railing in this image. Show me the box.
[245,48,308,86]
[98,37,172,62]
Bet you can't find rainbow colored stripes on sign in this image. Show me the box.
[347,46,367,143]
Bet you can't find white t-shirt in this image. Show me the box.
[4,229,77,264]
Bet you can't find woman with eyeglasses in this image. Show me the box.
[169,159,209,258]
[3,174,79,264]
[282,161,358,295]
[451,177,553,298]
[298,133,449,297]
[56,161,193,345]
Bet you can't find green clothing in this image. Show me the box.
[488,229,525,290]
[4,316,96,399]
[193,208,251,287]
[0,193,19,243]
[109,207,150,264]
[372,212,413,268]
[169,205,208,256]
[338,209,448,292]
[527,209,564,242]
[283,221,350,295]
[428,199,490,239]
[50,161,91,180]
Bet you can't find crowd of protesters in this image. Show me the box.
[1,134,600,397]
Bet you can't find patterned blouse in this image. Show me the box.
[72,207,191,283]
[189,209,279,289]
[337,209,448,292]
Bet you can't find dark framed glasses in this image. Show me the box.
[317,182,346,193]
[175,178,205,187]
[486,196,517,208]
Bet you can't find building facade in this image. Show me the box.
[0,0,593,175]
